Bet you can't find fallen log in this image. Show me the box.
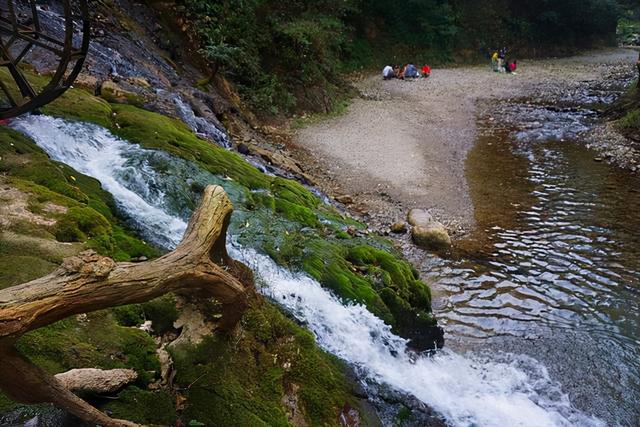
[0,185,254,427]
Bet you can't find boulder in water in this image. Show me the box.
[237,142,251,155]
[412,223,451,251]
[407,209,451,250]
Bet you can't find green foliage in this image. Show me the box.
[180,0,622,105]
[182,0,355,114]
[618,107,640,129]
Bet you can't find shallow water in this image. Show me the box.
[426,102,640,424]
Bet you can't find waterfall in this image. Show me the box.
[12,115,603,427]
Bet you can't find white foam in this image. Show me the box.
[13,115,603,427]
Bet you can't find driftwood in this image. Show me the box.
[0,185,254,426]
[55,368,138,394]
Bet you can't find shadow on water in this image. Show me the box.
[424,102,640,424]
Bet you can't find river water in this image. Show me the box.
[12,115,605,426]
[425,101,640,424]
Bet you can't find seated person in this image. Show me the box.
[421,64,431,78]
[404,63,418,78]
[382,65,395,80]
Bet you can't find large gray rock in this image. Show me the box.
[412,223,451,250]
[407,209,451,250]
[55,368,137,393]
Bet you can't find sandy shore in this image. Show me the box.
[292,48,638,235]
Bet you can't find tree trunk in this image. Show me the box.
[0,185,254,426]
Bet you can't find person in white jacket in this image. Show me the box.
[382,65,395,80]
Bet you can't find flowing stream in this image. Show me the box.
[12,115,604,426]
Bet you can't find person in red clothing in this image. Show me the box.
[507,60,517,73]
[421,64,431,78]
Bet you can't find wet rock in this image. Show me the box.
[336,194,354,205]
[412,223,451,251]
[390,221,408,234]
[237,143,250,155]
[99,81,144,106]
[55,368,137,393]
[127,76,151,89]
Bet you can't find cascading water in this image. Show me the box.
[12,115,603,427]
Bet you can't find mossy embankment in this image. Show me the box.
[0,125,374,425]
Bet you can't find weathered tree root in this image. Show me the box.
[0,185,254,426]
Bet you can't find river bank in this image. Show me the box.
[291,49,639,240]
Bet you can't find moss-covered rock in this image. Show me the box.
[170,300,364,426]
[104,387,176,425]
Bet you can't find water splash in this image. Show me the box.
[12,115,603,426]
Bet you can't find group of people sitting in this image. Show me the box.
[491,48,518,74]
[382,63,431,80]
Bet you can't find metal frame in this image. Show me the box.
[0,0,89,119]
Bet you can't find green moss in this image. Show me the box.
[270,177,319,209]
[112,295,180,335]
[274,198,319,227]
[16,312,160,384]
[100,84,145,107]
[170,301,357,426]
[0,254,58,290]
[43,88,114,128]
[394,406,412,426]
[54,206,112,242]
[0,68,113,128]
[0,127,159,262]
[104,387,176,425]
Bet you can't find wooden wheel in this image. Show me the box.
[0,0,89,119]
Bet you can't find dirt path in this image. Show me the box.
[292,48,637,235]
